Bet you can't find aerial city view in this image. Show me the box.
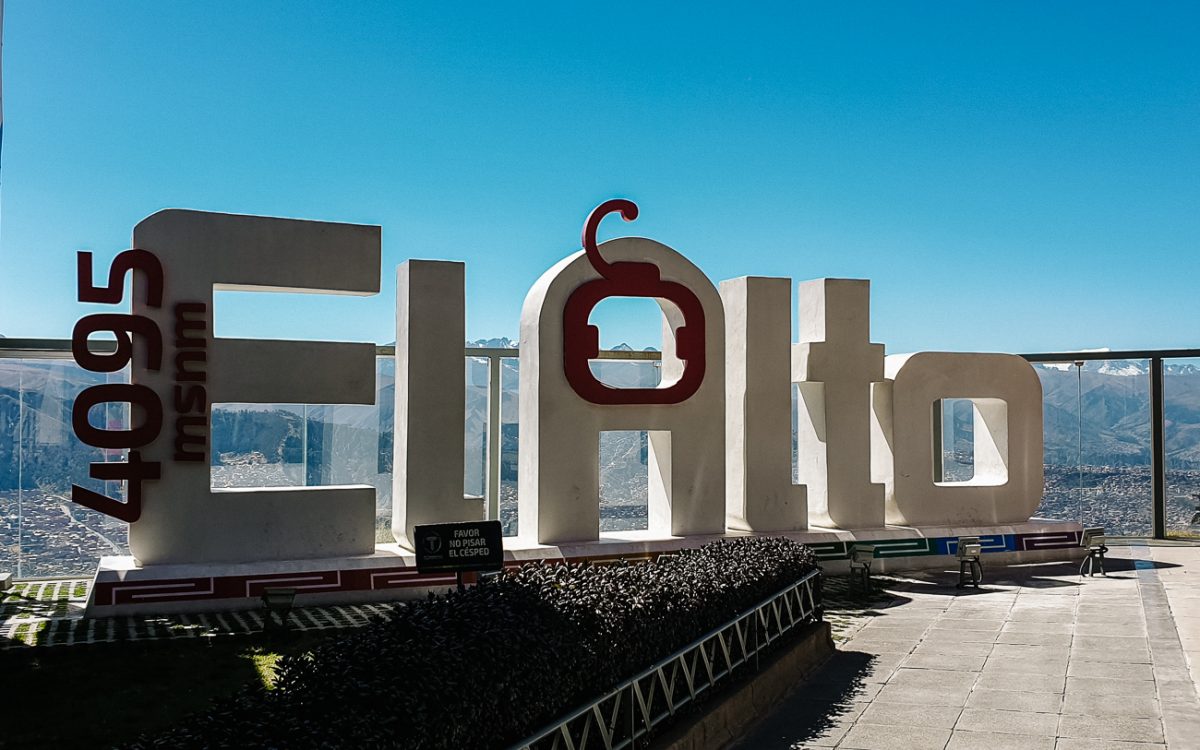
[4,354,1199,577]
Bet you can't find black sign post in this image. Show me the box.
[414,520,505,590]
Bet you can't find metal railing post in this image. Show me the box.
[932,399,944,482]
[486,353,503,522]
[1151,357,1166,539]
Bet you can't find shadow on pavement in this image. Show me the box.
[874,557,1180,599]
[730,649,875,749]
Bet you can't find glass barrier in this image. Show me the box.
[1032,360,1153,535]
[5,348,1192,579]
[0,359,132,578]
[599,431,650,532]
[499,356,518,536]
[936,398,976,483]
[494,357,659,536]
[210,358,397,544]
[465,356,488,500]
[1164,358,1200,539]
[0,351,671,576]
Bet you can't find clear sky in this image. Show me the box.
[1,1,1197,353]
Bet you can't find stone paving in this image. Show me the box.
[736,544,1200,750]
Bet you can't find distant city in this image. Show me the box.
[4,353,1200,578]
[8,463,1199,579]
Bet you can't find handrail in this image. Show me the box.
[0,339,664,361]
[1021,348,1200,362]
[5,337,1200,363]
[0,338,116,358]
[508,568,822,750]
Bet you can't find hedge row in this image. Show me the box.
[125,537,820,749]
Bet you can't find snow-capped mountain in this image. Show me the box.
[467,337,518,349]
[1034,359,1200,377]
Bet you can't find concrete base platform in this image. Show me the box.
[86,518,1083,616]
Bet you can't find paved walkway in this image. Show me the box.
[736,544,1200,750]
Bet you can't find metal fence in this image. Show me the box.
[509,568,822,750]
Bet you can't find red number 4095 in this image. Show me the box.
[70,249,165,523]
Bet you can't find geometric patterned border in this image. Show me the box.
[809,529,1079,561]
[92,566,457,607]
[91,552,662,609]
[92,530,1083,610]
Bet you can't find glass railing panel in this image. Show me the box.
[21,345,1182,575]
[375,356,395,542]
[4,359,132,578]
[497,357,660,537]
[1032,359,1152,535]
[1,358,20,576]
[465,357,488,499]
[589,358,662,388]
[210,404,308,488]
[309,399,392,541]
[499,356,518,536]
[936,398,976,482]
[599,431,649,532]
[211,357,396,544]
[593,361,657,534]
[1163,357,1200,539]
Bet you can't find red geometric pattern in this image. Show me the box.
[91,554,656,608]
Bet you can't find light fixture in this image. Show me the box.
[261,587,297,632]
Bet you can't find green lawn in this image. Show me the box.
[1,632,329,748]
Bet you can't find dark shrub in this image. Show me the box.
[125,537,820,749]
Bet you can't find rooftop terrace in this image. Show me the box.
[5,543,1198,747]
[737,541,1200,749]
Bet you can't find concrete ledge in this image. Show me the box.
[86,519,1083,616]
[655,621,835,750]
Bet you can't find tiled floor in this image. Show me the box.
[735,544,1200,750]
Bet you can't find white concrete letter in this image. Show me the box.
[519,237,725,544]
[131,210,379,565]
[393,260,484,549]
[721,276,807,531]
[792,279,885,529]
[882,352,1044,526]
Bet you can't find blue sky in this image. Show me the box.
[1,1,1197,353]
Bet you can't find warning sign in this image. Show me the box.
[414,520,504,574]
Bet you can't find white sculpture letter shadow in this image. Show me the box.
[518,224,726,544]
[879,352,1044,526]
[131,210,380,565]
